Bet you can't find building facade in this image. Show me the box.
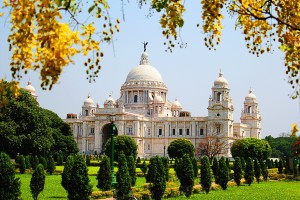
[63,52,262,158]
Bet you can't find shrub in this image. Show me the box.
[30,164,45,200]
[233,157,242,186]
[62,155,92,200]
[218,157,229,190]
[278,159,283,174]
[161,157,169,182]
[140,160,148,176]
[146,156,166,200]
[0,152,21,200]
[244,157,254,186]
[86,155,91,166]
[19,155,26,174]
[25,155,31,169]
[128,155,136,186]
[116,152,132,199]
[31,155,39,170]
[260,159,268,181]
[96,155,112,191]
[47,156,56,175]
[179,154,194,197]
[192,157,198,178]
[211,157,219,184]
[40,156,47,169]
[254,158,261,183]
[136,157,141,164]
[200,155,212,194]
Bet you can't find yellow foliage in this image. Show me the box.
[291,123,298,137]
[4,0,119,91]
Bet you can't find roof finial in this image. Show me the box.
[88,93,90,98]
[28,78,31,85]
[219,69,223,77]
[142,41,148,52]
[249,87,253,94]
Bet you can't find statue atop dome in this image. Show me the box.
[143,41,148,52]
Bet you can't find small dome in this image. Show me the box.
[24,80,37,97]
[246,89,257,100]
[104,95,115,105]
[172,99,182,108]
[84,95,95,107]
[214,71,228,87]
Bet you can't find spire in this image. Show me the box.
[219,69,223,77]
[249,87,253,94]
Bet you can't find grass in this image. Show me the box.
[169,181,300,200]
[16,166,300,200]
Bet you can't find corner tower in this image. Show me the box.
[240,89,261,139]
[207,71,234,136]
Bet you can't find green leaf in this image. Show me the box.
[88,5,96,14]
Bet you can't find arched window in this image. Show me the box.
[248,106,252,113]
[217,92,222,101]
[134,95,138,103]
[85,110,88,116]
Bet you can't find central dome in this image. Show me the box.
[125,52,164,83]
[126,65,163,82]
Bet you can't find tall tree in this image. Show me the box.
[96,155,112,191]
[200,155,212,194]
[0,88,78,158]
[128,155,136,186]
[211,157,219,184]
[30,164,46,200]
[174,157,183,180]
[167,139,194,159]
[47,156,56,175]
[179,154,194,198]
[231,138,272,160]
[0,152,21,200]
[278,159,283,174]
[105,135,138,162]
[218,156,229,190]
[260,160,268,181]
[196,133,231,162]
[146,156,166,200]
[61,155,74,191]
[62,155,92,200]
[244,157,254,186]
[140,160,148,176]
[116,152,132,199]
[192,157,198,178]
[254,158,261,184]
[233,157,242,186]
[161,157,169,182]
[19,155,26,174]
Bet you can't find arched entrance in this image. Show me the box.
[101,123,118,153]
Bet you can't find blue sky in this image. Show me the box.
[0,1,298,137]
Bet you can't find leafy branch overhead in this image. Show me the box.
[1,0,300,107]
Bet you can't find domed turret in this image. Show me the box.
[82,94,95,116]
[24,80,37,99]
[245,88,257,102]
[104,95,116,108]
[172,99,182,108]
[83,95,95,107]
[214,71,228,87]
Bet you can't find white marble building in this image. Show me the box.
[63,51,261,158]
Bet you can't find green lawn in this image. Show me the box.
[169,181,300,200]
[16,171,300,200]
